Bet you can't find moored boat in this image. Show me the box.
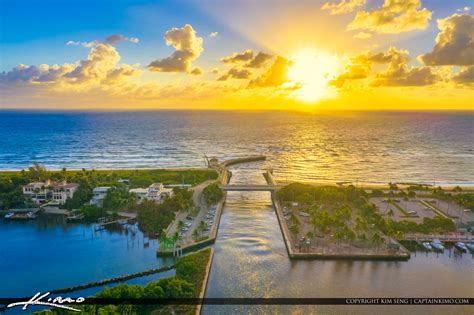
[430,239,445,252]
[421,242,432,251]
[4,212,14,219]
[454,242,468,252]
[465,242,474,252]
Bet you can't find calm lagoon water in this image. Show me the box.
[0,217,175,297]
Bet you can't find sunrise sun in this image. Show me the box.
[287,49,341,103]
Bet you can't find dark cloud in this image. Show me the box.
[420,14,474,66]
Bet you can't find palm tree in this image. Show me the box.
[199,220,206,236]
[192,229,200,241]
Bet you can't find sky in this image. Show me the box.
[0,0,473,111]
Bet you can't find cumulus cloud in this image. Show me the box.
[452,66,474,84]
[221,50,273,68]
[322,0,366,15]
[147,24,203,73]
[248,56,293,87]
[347,0,432,34]
[332,47,439,87]
[246,52,273,68]
[218,67,252,81]
[209,32,218,38]
[1,43,141,87]
[419,14,474,66]
[221,50,254,64]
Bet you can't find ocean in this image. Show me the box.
[1,110,473,185]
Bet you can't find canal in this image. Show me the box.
[203,163,474,315]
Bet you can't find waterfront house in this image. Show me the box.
[129,188,148,202]
[90,187,111,206]
[51,182,79,205]
[23,181,52,204]
[129,183,174,203]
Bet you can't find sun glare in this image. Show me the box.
[287,49,341,103]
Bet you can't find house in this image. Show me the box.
[147,183,165,202]
[23,181,52,204]
[129,188,148,202]
[51,182,79,205]
[129,183,174,203]
[90,187,111,206]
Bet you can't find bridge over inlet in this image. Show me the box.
[219,184,282,192]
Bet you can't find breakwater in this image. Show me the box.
[51,265,175,294]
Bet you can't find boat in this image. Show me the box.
[454,242,468,252]
[4,212,14,219]
[465,242,474,252]
[26,211,37,219]
[421,242,432,250]
[430,239,445,252]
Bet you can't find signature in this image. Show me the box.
[7,292,85,312]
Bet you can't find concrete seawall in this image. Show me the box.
[196,248,214,315]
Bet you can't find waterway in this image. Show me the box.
[0,216,176,310]
[203,164,474,315]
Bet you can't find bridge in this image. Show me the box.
[219,184,282,192]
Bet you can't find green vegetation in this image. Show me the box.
[456,193,474,211]
[202,183,223,205]
[278,183,460,246]
[0,164,217,210]
[35,248,212,315]
[137,188,194,236]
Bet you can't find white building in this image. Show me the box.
[51,182,79,205]
[129,183,174,203]
[129,188,148,202]
[90,187,111,206]
[23,181,52,204]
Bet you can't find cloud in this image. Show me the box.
[322,0,366,15]
[210,68,219,74]
[452,66,474,84]
[370,47,438,86]
[218,67,252,81]
[221,50,273,68]
[105,34,139,45]
[246,52,273,68]
[354,31,372,39]
[332,47,439,87]
[66,34,139,48]
[190,67,203,76]
[221,50,254,64]
[1,43,141,87]
[147,24,203,73]
[347,0,432,34]
[457,7,471,13]
[209,32,219,38]
[419,14,474,66]
[248,56,293,87]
